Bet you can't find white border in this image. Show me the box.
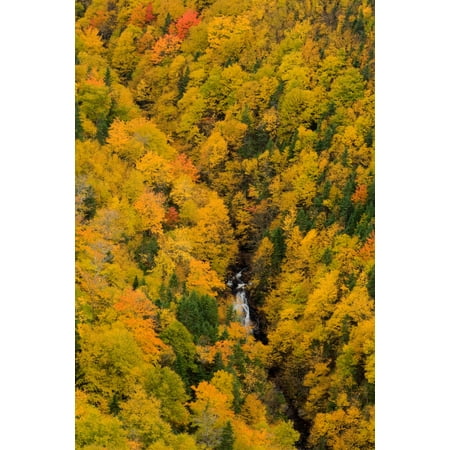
[376,0,450,448]
[1,0,448,448]
[0,0,74,448]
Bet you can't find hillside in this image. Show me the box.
[75,0,374,448]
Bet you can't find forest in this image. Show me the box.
[75,0,374,448]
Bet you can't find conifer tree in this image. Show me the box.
[217,421,234,450]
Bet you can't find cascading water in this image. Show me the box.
[228,270,252,331]
[228,267,303,448]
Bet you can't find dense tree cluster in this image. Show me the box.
[76,0,374,448]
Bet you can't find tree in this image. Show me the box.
[119,389,172,448]
[76,322,147,411]
[217,421,235,450]
[114,288,168,364]
[145,366,190,428]
[205,15,253,66]
[170,153,200,182]
[330,67,366,107]
[278,87,317,138]
[148,433,200,450]
[107,117,175,162]
[190,381,234,427]
[111,25,142,80]
[308,406,374,449]
[175,86,206,142]
[160,320,198,386]
[176,290,219,344]
[150,34,182,64]
[190,191,238,277]
[303,270,340,326]
[197,130,228,174]
[75,102,84,141]
[270,421,301,449]
[186,259,224,297]
[269,227,286,271]
[241,393,266,426]
[134,190,166,235]
[76,390,128,449]
[136,150,174,190]
[77,79,112,141]
[170,9,201,40]
[129,2,156,27]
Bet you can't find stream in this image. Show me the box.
[227,270,251,330]
[228,266,309,449]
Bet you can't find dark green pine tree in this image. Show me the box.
[232,377,243,413]
[162,13,172,34]
[160,321,199,388]
[367,264,375,299]
[169,272,179,291]
[212,351,224,371]
[96,117,110,144]
[177,66,190,100]
[229,342,247,375]
[225,304,235,325]
[270,227,286,272]
[104,66,112,86]
[217,421,234,450]
[75,103,84,140]
[176,291,219,344]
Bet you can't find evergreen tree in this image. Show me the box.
[162,13,172,34]
[160,321,198,387]
[270,227,286,271]
[75,103,83,141]
[104,67,112,87]
[217,421,234,450]
[177,66,190,100]
[176,291,219,344]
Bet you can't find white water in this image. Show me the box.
[230,270,252,331]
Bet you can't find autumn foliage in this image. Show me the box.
[170,10,201,40]
[76,0,374,447]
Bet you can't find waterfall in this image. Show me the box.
[229,270,252,331]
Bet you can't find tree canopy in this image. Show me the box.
[76,0,374,447]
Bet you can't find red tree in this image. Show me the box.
[169,10,200,40]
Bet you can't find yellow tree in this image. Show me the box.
[303,362,332,418]
[110,81,142,121]
[119,389,172,448]
[77,77,112,139]
[186,259,224,297]
[190,381,234,447]
[175,86,206,143]
[240,393,267,426]
[197,130,228,175]
[114,288,169,364]
[134,190,166,235]
[190,191,238,277]
[76,322,148,411]
[76,25,105,54]
[148,433,200,450]
[216,118,248,151]
[107,117,175,162]
[309,406,375,450]
[76,390,128,449]
[302,270,340,328]
[205,15,253,66]
[145,365,190,429]
[136,150,175,190]
[111,25,143,80]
